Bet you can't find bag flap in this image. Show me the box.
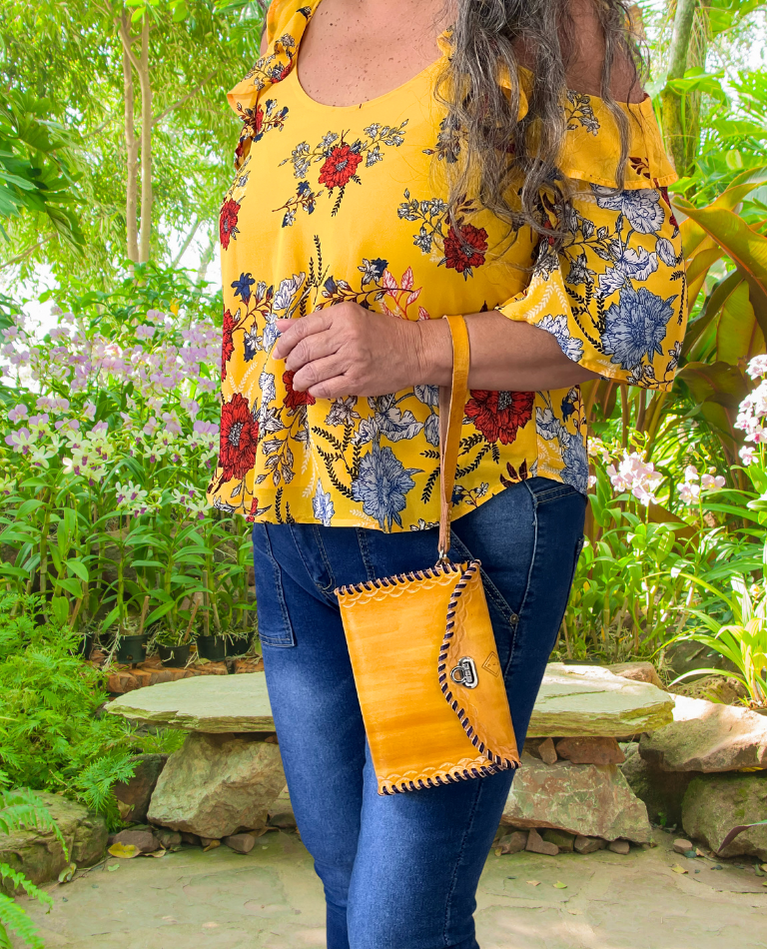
[438,562,520,771]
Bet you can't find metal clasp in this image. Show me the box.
[450,656,479,689]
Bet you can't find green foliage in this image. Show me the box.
[670,571,767,706]
[0,0,265,290]
[0,592,180,827]
[0,783,69,948]
[0,88,84,247]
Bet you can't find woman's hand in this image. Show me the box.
[272,304,448,399]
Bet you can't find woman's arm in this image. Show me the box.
[273,306,597,396]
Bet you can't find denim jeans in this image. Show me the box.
[251,476,586,949]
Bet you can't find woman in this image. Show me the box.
[208,0,686,945]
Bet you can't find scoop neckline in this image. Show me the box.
[291,0,452,112]
[292,53,447,112]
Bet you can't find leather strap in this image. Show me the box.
[438,314,470,560]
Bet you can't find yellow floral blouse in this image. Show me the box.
[207,0,687,532]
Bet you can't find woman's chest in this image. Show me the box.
[220,66,535,314]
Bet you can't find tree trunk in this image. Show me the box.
[137,16,153,263]
[120,13,139,264]
[660,0,707,179]
[195,227,217,287]
[171,215,200,268]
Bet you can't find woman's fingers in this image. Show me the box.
[282,325,340,373]
[306,375,351,400]
[292,354,350,396]
[272,312,330,360]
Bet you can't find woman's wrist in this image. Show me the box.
[411,317,452,388]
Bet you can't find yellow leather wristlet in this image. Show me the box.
[335,310,519,796]
[438,314,471,560]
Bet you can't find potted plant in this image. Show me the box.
[196,627,253,661]
[154,597,200,667]
[114,596,151,664]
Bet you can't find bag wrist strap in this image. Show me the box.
[438,314,470,560]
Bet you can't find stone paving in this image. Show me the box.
[16,828,766,948]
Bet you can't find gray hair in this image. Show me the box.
[433,0,644,251]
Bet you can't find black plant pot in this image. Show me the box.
[196,633,252,661]
[115,634,149,664]
[69,632,95,659]
[158,643,191,667]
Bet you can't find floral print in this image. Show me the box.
[499,179,686,398]
[398,190,490,278]
[276,122,409,224]
[219,199,241,249]
[207,0,686,531]
[465,390,535,446]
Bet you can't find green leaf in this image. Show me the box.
[145,601,176,625]
[673,197,767,338]
[717,280,762,365]
[65,560,89,583]
[49,596,69,626]
[53,578,82,598]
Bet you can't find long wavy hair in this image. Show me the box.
[434,0,644,248]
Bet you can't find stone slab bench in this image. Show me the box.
[105,662,674,737]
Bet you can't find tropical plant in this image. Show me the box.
[0,265,257,642]
[0,0,264,289]
[669,571,767,707]
[0,88,84,250]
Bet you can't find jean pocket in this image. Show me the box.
[251,523,296,648]
[447,530,525,678]
[448,531,518,623]
[523,476,582,506]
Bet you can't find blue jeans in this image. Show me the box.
[251,477,586,949]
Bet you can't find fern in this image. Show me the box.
[0,593,174,826]
[0,786,69,949]
[0,892,47,949]
[0,594,188,948]
[0,788,69,862]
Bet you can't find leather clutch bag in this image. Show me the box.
[335,314,520,794]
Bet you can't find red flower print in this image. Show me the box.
[283,370,316,410]
[444,223,488,273]
[254,104,264,137]
[219,392,259,481]
[246,496,259,522]
[465,390,534,445]
[318,144,363,190]
[221,309,235,380]
[659,187,679,229]
[220,198,240,250]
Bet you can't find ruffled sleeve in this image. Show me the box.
[226,0,316,169]
[497,86,687,390]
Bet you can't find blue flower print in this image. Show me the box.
[598,246,658,296]
[351,444,421,530]
[353,395,423,446]
[602,286,676,371]
[232,273,256,303]
[657,237,678,267]
[592,186,665,235]
[562,432,589,493]
[358,257,388,286]
[312,481,335,526]
[537,314,584,364]
[565,252,597,287]
[297,181,316,214]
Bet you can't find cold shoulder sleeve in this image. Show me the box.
[225,1,313,169]
[497,91,687,390]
